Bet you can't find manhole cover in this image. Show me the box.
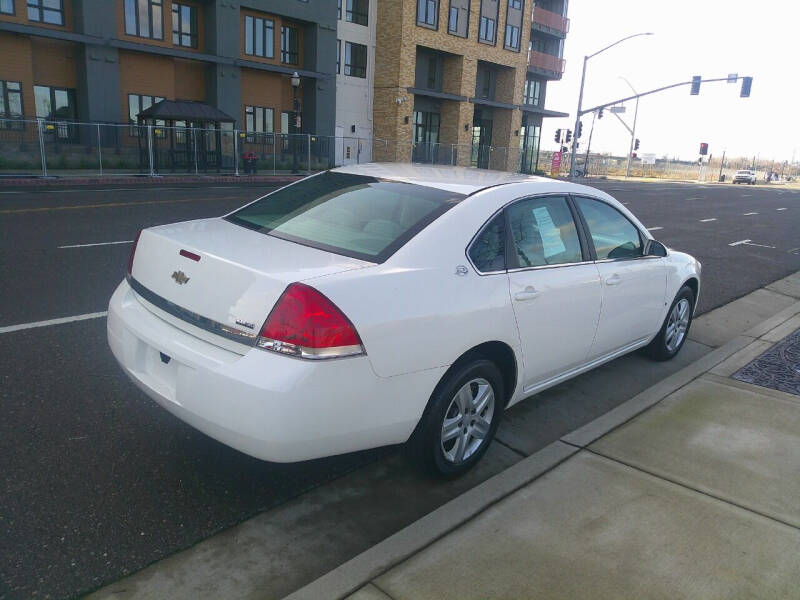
[733,328,800,396]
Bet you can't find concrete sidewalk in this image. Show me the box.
[292,283,800,600]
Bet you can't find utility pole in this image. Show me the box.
[718,149,726,182]
[619,77,639,178]
[583,110,597,176]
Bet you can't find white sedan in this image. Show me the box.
[108,164,701,476]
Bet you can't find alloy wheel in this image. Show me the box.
[440,378,495,464]
[665,298,691,353]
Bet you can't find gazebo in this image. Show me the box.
[136,100,236,173]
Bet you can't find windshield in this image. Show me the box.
[226,171,465,263]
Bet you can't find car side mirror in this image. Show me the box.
[646,240,667,257]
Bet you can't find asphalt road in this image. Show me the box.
[1,179,798,599]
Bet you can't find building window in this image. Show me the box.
[336,39,341,74]
[0,81,24,129]
[345,0,368,25]
[417,0,438,28]
[479,16,496,43]
[447,0,469,37]
[530,37,545,53]
[172,3,197,48]
[337,0,341,19]
[127,93,165,136]
[245,15,275,58]
[1,0,14,15]
[34,85,77,139]
[281,26,299,65]
[508,0,521,8]
[281,111,290,133]
[27,0,64,25]
[124,0,164,39]
[413,111,440,144]
[448,6,457,31]
[504,24,519,50]
[523,79,540,105]
[344,41,367,78]
[245,105,274,142]
[426,56,438,89]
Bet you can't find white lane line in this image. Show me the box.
[729,239,750,246]
[686,197,705,200]
[647,226,663,231]
[741,194,752,197]
[699,218,717,222]
[58,240,133,249]
[729,239,776,248]
[0,311,107,334]
[743,212,758,216]
[777,207,788,211]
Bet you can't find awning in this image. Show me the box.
[138,100,235,123]
[519,105,570,118]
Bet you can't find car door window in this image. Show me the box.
[468,212,506,272]
[507,196,583,268]
[574,196,643,260]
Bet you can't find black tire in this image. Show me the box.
[406,358,504,478]
[644,285,695,361]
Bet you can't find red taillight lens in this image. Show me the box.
[127,230,142,276]
[257,283,364,359]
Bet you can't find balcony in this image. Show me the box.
[527,50,565,79]
[532,6,570,37]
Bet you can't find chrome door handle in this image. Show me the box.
[514,286,539,301]
[605,274,622,286]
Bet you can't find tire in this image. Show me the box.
[406,358,504,478]
[644,285,695,361]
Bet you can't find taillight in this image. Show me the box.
[256,283,364,359]
[127,230,142,277]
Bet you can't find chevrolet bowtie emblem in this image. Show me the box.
[171,270,190,285]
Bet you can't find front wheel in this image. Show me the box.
[644,286,695,361]
[406,358,504,477]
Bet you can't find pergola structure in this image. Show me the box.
[136,100,236,173]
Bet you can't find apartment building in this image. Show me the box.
[373,0,568,171]
[0,0,336,139]
[335,0,375,164]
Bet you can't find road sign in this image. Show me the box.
[640,153,656,165]
[609,105,626,113]
[727,73,738,83]
[550,151,562,177]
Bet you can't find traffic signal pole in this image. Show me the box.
[569,56,587,179]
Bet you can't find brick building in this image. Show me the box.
[372,0,569,172]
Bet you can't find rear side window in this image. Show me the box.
[507,195,583,268]
[574,196,643,260]
[226,172,464,263]
[469,213,506,272]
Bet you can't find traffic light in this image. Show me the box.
[598,107,604,119]
[576,121,583,138]
[690,75,701,95]
[565,129,572,143]
[634,138,640,151]
[554,129,561,143]
[740,76,753,98]
[699,142,708,155]
[631,152,637,159]
[561,146,568,153]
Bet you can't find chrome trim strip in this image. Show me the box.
[507,260,595,274]
[256,337,365,360]
[127,276,258,346]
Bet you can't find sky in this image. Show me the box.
[542,0,797,164]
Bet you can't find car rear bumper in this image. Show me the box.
[107,280,444,462]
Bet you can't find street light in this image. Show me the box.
[291,71,301,174]
[619,76,640,178]
[569,32,654,178]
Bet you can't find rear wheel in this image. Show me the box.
[644,286,695,361]
[407,358,504,477]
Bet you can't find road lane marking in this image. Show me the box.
[729,239,776,248]
[58,240,133,249]
[647,226,663,231]
[742,212,758,216]
[686,197,705,200]
[0,311,107,334]
[741,194,752,197]
[777,208,788,211]
[699,218,717,222]
[0,195,240,214]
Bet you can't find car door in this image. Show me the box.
[572,195,667,359]
[504,195,603,391]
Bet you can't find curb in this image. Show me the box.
[0,175,302,188]
[284,302,800,600]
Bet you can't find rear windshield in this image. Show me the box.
[226,171,465,262]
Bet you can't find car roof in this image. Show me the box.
[331,162,553,195]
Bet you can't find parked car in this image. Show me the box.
[108,164,701,476]
[733,169,757,184]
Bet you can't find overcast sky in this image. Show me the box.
[543,0,795,164]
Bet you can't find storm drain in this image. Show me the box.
[733,328,800,396]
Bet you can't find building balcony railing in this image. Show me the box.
[527,50,566,78]
[532,6,570,36]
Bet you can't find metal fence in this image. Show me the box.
[0,118,543,178]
